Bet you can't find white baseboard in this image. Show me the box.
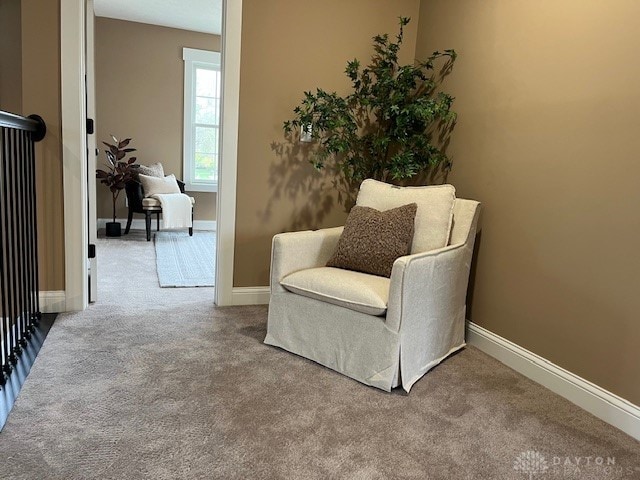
[231,286,270,305]
[41,286,268,312]
[466,321,640,441]
[39,291,66,313]
[97,218,216,231]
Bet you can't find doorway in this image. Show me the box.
[60,0,242,310]
[88,1,221,299]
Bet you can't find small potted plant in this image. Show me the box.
[96,136,137,237]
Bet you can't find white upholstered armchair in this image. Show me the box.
[265,180,480,392]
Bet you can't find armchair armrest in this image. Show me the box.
[386,241,474,390]
[125,180,144,212]
[270,227,344,294]
[387,242,470,332]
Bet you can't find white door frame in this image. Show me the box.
[60,0,242,310]
[86,0,98,303]
[215,0,242,306]
[60,0,88,311]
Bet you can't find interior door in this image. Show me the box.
[86,0,98,302]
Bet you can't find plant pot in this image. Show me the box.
[106,222,122,237]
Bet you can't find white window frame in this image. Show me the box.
[183,47,221,192]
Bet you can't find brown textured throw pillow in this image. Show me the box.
[327,203,418,277]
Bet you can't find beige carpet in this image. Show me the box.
[0,233,638,479]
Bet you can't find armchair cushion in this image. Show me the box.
[356,179,456,253]
[280,267,390,316]
[327,203,417,277]
[139,173,181,197]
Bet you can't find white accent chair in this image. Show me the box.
[124,178,195,241]
[265,180,480,392]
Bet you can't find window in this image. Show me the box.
[183,48,221,192]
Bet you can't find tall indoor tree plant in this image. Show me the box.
[96,136,137,237]
[284,17,457,194]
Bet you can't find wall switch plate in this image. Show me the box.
[300,124,313,143]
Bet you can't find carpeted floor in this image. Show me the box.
[0,233,638,479]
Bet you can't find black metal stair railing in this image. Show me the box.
[0,110,46,389]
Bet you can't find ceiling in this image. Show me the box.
[93,0,222,35]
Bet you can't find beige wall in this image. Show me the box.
[417,0,640,405]
[95,18,220,222]
[0,0,23,114]
[235,0,421,287]
[22,0,65,291]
